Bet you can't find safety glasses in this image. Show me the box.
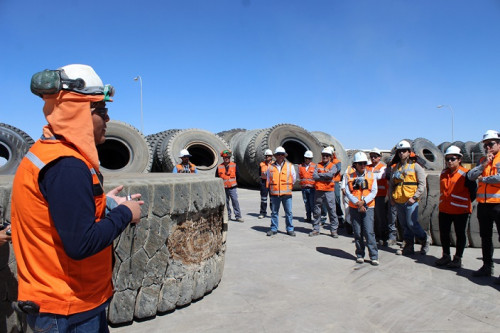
[445,156,458,162]
[92,107,109,121]
[483,141,497,149]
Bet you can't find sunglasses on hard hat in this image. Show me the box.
[92,107,109,121]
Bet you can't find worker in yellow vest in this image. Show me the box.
[266,146,296,237]
[388,140,430,256]
[468,130,500,281]
[345,152,379,265]
[216,150,244,222]
[298,150,316,222]
[258,149,274,219]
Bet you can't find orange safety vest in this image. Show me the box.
[346,169,375,208]
[176,162,196,173]
[299,162,316,188]
[261,160,276,181]
[477,152,500,203]
[217,162,237,188]
[11,139,112,315]
[315,161,335,192]
[269,161,293,196]
[368,162,388,197]
[439,166,472,214]
[332,156,342,182]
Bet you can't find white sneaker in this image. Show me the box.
[371,260,379,266]
[356,257,364,264]
[258,215,265,219]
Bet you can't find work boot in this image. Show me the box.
[331,230,339,238]
[435,254,451,266]
[397,240,414,256]
[387,239,397,246]
[266,230,277,237]
[309,230,320,237]
[258,214,265,219]
[420,234,431,255]
[447,256,462,269]
[287,230,296,237]
[472,265,494,277]
[235,218,244,223]
[495,275,500,285]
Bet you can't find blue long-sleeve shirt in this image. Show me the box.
[39,157,132,260]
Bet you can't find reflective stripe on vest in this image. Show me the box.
[260,161,270,180]
[269,162,293,196]
[11,139,112,315]
[477,153,500,203]
[218,162,237,188]
[299,162,316,188]
[176,162,196,173]
[369,162,388,197]
[439,166,472,214]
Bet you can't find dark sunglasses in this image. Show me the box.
[275,153,285,156]
[369,155,379,159]
[321,154,330,157]
[398,149,410,153]
[445,156,458,162]
[356,162,367,165]
[483,141,497,149]
[92,107,109,121]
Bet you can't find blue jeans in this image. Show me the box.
[27,309,108,333]
[301,187,315,220]
[270,195,294,232]
[350,207,378,260]
[225,187,241,219]
[395,201,426,242]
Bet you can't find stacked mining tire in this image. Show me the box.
[311,131,348,173]
[98,120,153,173]
[146,129,179,172]
[0,123,34,175]
[234,124,324,187]
[410,138,444,171]
[155,129,230,174]
[0,173,228,329]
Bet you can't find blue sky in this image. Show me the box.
[1,0,499,150]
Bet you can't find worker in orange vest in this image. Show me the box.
[10,64,143,331]
[298,150,316,222]
[345,152,379,265]
[266,146,296,237]
[216,150,244,222]
[309,147,340,238]
[468,130,500,281]
[436,145,476,269]
[258,149,274,219]
[368,147,395,246]
[173,149,198,173]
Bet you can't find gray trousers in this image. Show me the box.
[313,190,338,232]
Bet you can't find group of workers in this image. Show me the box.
[2,63,499,332]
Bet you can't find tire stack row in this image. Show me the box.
[437,140,485,164]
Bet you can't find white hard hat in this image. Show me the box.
[482,130,500,142]
[264,149,273,156]
[369,147,381,156]
[396,140,411,150]
[321,147,333,155]
[179,149,191,158]
[274,146,287,155]
[328,145,335,152]
[304,150,313,158]
[444,145,462,157]
[353,152,369,163]
[58,64,114,98]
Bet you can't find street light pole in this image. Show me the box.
[437,104,454,142]
[133,76,143,133]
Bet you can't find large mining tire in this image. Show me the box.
[411,138,444,171]
[0,123,35,175]
[470,142,485,164]
[461,141,476,164]
[437,141,452,153]
[97,121,152,173]
[311,131,348,174]
[155,130,181,172]
[231,129,263,186]
[147,130,179,172]
[217,128,246,150]
[162,129,230,174]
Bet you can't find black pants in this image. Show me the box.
[477,203,500,267]
[438,212,468,258]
